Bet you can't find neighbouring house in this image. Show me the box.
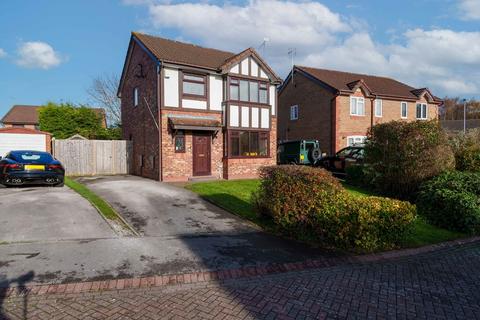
[0,127,52,156]
[118,32,281,182]
[1,105,107,129]
[278,66,442,154]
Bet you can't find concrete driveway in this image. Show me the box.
[0,185,115,242]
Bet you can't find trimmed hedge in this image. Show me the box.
[417,171,480,234]
[364,120,455,200]
[255,166,416,252]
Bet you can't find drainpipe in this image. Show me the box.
[157,62,163,182]
[330,92,339,155]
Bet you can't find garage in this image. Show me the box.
[0,127,51,157]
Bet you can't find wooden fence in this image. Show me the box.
[53,139,132,176]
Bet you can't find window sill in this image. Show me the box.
[350,114,366,117]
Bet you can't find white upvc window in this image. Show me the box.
[133,87,139,107]
[347,136,367,147]
[401,102,408,118]
[416,103,428,120]
[374,99,383,117]
[350,96,365,116]
[290,105,298,120]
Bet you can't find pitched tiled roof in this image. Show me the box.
[1,105,40,124]
[0,127,51,135]
[168,117,221,129]
[133,32,236,70]
[1,105,106,125]
[295,66,440,102]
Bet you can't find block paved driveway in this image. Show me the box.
[2,240,480,319]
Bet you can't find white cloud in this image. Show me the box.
[16,41,63,69]
[0,48,6,58]
[129,0,480,96]
[459,0,480,20]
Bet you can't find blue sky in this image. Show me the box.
[1,0,479,119]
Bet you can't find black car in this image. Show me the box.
[317,146,364,175]
[0,150,65,187]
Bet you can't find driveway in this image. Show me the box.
[0,185,115,242]
[0,175,336,285]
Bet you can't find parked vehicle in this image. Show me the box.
[277,140,322,165]
[317,146,364,174]
[0,150,65,187]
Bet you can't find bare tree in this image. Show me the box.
[87,74,121,126]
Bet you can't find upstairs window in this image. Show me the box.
[401,102,408,118]
[350,97,365,116]
[374,99,382,117]
[133,87,139,107]
[230,78,269,104]
[290,105,299,120]
[182,73,206,97]
[416,103,428,120]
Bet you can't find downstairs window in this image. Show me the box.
[229,131,269,157]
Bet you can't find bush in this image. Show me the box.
[345,164,369,187]
[449,129,480,172]
[364,120,455,200]
[417,171,480,234]
[255,166,416,252]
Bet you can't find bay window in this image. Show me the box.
[182,73,206,97]
[229,131,269,157]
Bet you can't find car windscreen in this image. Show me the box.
[10,152,53,163]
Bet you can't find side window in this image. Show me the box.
[290,105,298,120]
[375,99,382,117]
[401,102,408,118]
[133,87,139,107]
[175,133,185,153]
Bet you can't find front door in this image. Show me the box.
[192,134,211,176]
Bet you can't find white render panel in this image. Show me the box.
[164,68,179,107]
[230,64,239,74]
[251,107,259,128]
[261,108,270,129]
[269,86,276,116]
[241,58,249,75]
[260,68,268,79]
[209,75,223,111]
[251,59,259,77]
[182,99,207,109]
[241,107,249,128]
[230,105,239,127]
[0,133,46,157]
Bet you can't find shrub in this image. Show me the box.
[364,120,455,200]
[449,129,480,172]
[255,166,416,252]
[417,171,480,234]
[345,164,369,187]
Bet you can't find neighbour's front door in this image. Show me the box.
[192,134,211,176]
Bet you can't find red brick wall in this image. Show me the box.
[120,41,160,180]
[160,109,224,182]
[278,73,335,154]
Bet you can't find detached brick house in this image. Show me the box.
[278,66,442,154]
[118,32,281,181]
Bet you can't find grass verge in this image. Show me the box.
[186,179,466,248]
[65,177,121,221]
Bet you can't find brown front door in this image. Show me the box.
[192,134,211,176]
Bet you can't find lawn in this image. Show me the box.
[186,179,466,248]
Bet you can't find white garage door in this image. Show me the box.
[0,133,46,157]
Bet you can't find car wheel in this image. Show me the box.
[54,182,64,187]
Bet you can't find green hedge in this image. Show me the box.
[364,120,455,200]
[255,166,416,252]
[449,129,480,172]
[417,171,480,234]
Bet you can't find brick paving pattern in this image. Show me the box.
[1,241,480,320]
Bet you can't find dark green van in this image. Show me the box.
[277,140,322,165]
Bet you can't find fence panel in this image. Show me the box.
[53,139,131,176]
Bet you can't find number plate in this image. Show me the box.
[25,165,45,171]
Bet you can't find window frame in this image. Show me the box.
[133,87,139,107]
[401,102,408,119]
[228,130,270,158]
[350,96,365,116]
[416,103,428,120]
[290,105,299,120]
[182,72,207,99]
[174,132,186,153]
[346,135,367,147]
[374,99,383,117]
[229,77,269,105]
